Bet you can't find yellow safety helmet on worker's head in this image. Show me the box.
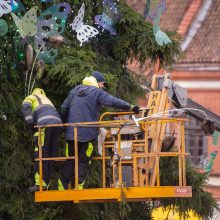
[31,88,46,96]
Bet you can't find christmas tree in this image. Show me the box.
[0,0,218,219]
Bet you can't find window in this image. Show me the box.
[185,117,208,166]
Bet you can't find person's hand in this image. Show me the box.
[130,105,140,114]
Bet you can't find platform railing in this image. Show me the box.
[35,112,190,195]
[35,118,130,192]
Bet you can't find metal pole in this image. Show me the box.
[144,123,149,186]
[74,127,78,189]
[155,121,160,186]
[118,129,122,187]
[102,142,106,188]
[181,122,186,186]
[178,122,183,186]
[38,127,43,192]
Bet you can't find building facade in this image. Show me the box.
[126,0,220,200]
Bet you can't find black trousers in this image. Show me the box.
[34,127,60,185]
[61,140,94,189]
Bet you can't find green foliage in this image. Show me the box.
[0,0,216,219]
[88,0,182,67]
[159,157,219,219]
[0,71,36,219]
[44,46,97,95]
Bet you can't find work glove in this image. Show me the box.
[130,105,140,114]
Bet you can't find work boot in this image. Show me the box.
[28,185,47,192]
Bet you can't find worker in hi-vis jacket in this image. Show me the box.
[22,88,61,192]
[58,71,139,190]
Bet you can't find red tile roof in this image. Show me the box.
[126,0,191,32]
[178,0,220,64]
[126,0,220,65]
[177,0,202,37]
[160,0,191,33]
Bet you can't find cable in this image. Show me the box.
[134,108,208,124]
[182,108,208,119]
[27,42,46,96]
[97,30,154,43]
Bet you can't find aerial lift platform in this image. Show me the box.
[34,73,217,203]
[35,117,191,203]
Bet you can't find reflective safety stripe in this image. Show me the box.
[34,128,45,146]
[58,179,65,191]
[23,93,54,113]
[37,115,61,124]
[77,181,85,190]
[34,128,45,137]
[25,115,33,121]
[33,104,56,113]
[22,102,32,106]
[22,96,36,106]
[86,142,94,158]
[65,142,93,158]
[35,172,47,187]
[65,143,69,157]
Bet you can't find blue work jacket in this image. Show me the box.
[61,76,131,141]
